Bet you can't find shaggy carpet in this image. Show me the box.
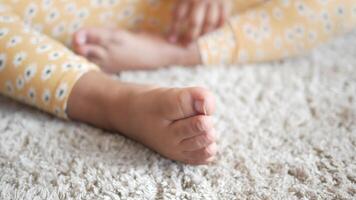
[1,31,356,199]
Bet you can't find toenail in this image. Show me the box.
[194,100,206,114]
[207,143,217,155]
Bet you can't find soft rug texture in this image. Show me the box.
[1,31,356,200]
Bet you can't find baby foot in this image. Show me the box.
[108,84,217,165]
[72,28,201,72]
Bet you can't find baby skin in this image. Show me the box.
[68,0,223,164]
[67,71,217,165]
[72,28,202,72]
[71,0,227,71]
[70,28,217,164]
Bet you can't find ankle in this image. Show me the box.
[67,71,123,130]
[105,83,134,131]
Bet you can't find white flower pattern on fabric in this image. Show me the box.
[25,3,38,19]
[0,0,354,120]
[0,28,9,38]
[16,75,25,90]
[41,64,55,81]
[55,82,68,101]
[7,36,22,48]
[27,87,36,103]
[0,53,6,72]
[24,63,37,82]
[37,44,52,53]
[42,89,51,105]
[13,51,27,68]
[5,80,14,94]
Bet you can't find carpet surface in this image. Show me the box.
[1,31,356,200]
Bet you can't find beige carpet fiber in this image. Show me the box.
[1,31,356,199]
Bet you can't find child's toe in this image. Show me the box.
[73,27,115,49]
[161,87,215,121]
[183,143,217,162]
[170,115,213,140]
[179,130,216,151]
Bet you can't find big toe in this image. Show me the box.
[72,28,112,51]
[162,87,215,120]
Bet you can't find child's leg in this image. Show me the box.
[0,7,217,165]
[69,0,271,71]
[72,0,356,70]
[67,71,217,165]
[0,7,98,118]
[198,0,356,65]
[3,0,197,72]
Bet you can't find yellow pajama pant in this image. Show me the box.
[0,0,355,119]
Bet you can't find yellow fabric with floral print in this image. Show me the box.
[199,0,356,64]
[0,0,355,119]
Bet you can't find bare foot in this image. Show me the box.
[110,85,217,164]
[72,28,201,72]
[68,72,217,165]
